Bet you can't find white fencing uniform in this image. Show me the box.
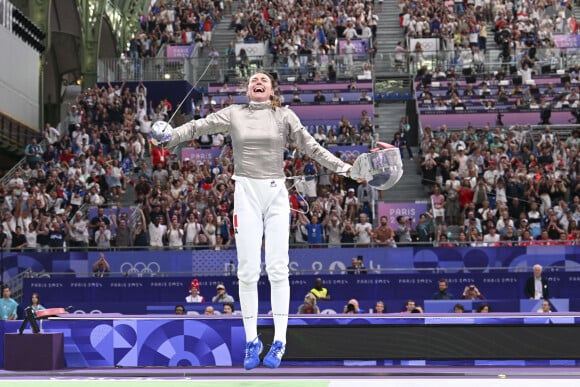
[169,101,348,344]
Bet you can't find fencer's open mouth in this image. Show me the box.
[253,86,265,92]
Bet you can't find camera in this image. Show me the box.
[469,285,475,290]
[346,303,356,313]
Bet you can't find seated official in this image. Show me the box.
[310,278,331,301]
[297,293,320,314]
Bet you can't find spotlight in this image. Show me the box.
[164,73,171,80]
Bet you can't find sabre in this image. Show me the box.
[151,59,214,148]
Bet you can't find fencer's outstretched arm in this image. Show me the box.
[166,106,233,148]
[285,108,351,175]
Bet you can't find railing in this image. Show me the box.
[0,112,40,155]
[0,136,48,188]
[1,268,50,303]
[98,52,375,84]
[1,238,576,255]
[0,158,27,186]
[12,263,574,278]
[397,47,577,75]
[421,122,580,134]
[98,46,580,86]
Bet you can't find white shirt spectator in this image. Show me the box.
[184,222,202,245]
[44,125,60,145]
[68,109,82,126]
[167,226,184,248]
[519,66,533,84]
[8,176,24,197]
[89,190,104,205]
[483,230,500,246]
[211,133,224,147]
[73,130,89,150]
[25,227,37,249]
[359,24,372,39]
[355,222,373,244]
[343,26,359,40]
[70,217,89,244]
[495,217,514,235]
[94,227,111,249]
[149,222,167,247]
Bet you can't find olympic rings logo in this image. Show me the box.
[411,39,438,51]
[72,309,103,314]
[339,150,362,161]
[120,262,161,277]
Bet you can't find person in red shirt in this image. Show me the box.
[567,228,580,244]
[160,98,173,113]
[203,16,212,45]
[151,145,170,167]
[537,230,554,246]
[437,233,454,247]
[458,178,474,211]
[59,146,76,165]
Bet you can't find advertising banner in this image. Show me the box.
[552,34,580,49]
[377,201,429,228]
[181,147,223,164]
[166,44,195,58]
[337,39,371,56]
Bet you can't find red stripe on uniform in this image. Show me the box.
[233,214,238,228]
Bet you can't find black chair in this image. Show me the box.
[541,65,551,74]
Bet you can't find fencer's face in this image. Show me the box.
[247,73,274,103]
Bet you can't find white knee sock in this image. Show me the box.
[270,278,290,344]
[239,280,258,343]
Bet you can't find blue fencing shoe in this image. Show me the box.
[263,340,285,369]
[243,337,263,370]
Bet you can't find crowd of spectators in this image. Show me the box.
[397,0,577,75]
[122,0,380,81]
[1,72,381,251]
[226,0,379,80]
[126,0,224,60]
[404,0,580,247]
[0,77,187,250]
[12,80,580,251]
[417,118,580,246]
[415,65,580,114]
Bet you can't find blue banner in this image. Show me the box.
[4,245,580,285]
[22,271,580,316]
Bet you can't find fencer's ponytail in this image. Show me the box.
[270,94,281,109]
